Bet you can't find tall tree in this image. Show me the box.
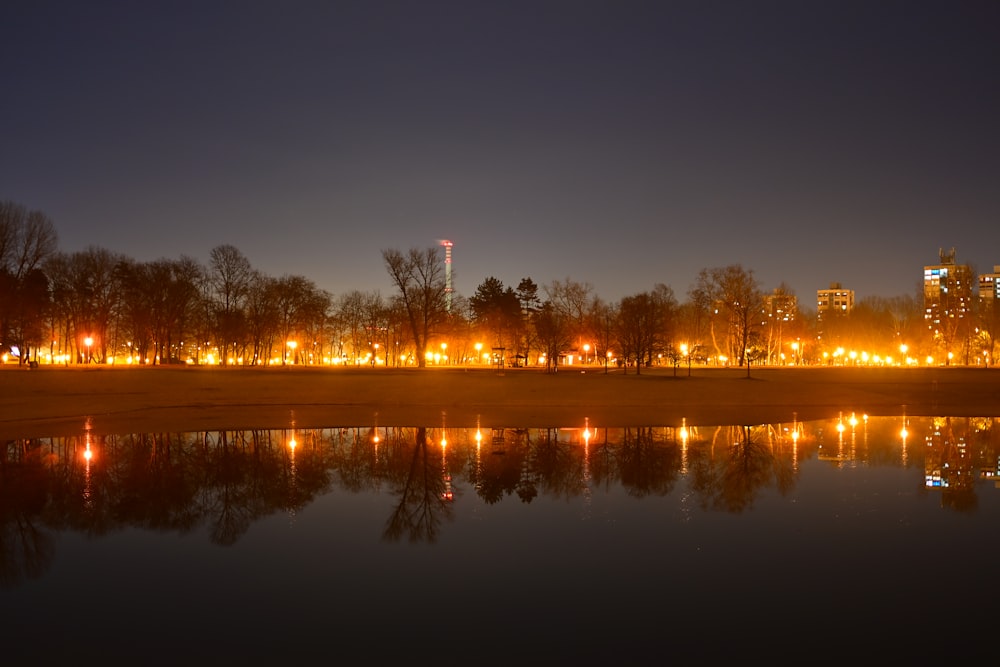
[534,301,571,373]
[0,201,58,364]
[469,276,521,354]
[615,289,672,374]
[382,247,449,368]
[207,244,255,365]
[693,265,763,372]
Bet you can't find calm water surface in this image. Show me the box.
[4,413,999,663]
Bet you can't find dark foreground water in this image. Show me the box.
[4,413,999,663]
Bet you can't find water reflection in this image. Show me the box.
[3,413,998,592]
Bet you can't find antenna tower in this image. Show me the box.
[440,240,453,312]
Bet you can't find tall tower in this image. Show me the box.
[440,239,453,312]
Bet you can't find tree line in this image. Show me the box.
[2,199,997,369]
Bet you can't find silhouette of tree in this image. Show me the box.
[207,245,255,365]
[469,276,521,356]
[382,247,449,367]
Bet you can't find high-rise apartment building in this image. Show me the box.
[816,282,854,320]
[979,266,1000,303]
[924,248,972,328]
[763,289,797,323]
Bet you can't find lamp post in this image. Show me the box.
[680,343,691,376]
[583,343,590,365]
[84,336,93,364]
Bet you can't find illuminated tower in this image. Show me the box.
[440,239,453,312]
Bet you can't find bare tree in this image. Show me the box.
[693,265,763,372]
[266,274,330,365]
[534,301,571,373]
[44,247,125,363]
[336,290,374,364]
[207,245,255,365]
[0,201,59,364]
[382,247,449,368]
[544,277,594,353]
[592,299,618,373]
[615,288,674,374]
[0,200,58,279]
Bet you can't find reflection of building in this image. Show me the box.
[923,247,973,329]
[816,282,854,320]
[923,425,973,491]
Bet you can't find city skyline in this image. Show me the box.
[3,1,998,303]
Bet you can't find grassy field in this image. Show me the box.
[1,364,998,438]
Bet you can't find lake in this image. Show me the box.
[4,412,998,663]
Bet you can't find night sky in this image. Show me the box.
[3,0,998,307]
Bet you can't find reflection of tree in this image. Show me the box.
[473,429,528,505]
[532,428,581,500]
[617,427,682,498]
[513,430,539,503]
[110,432,202,534]
[383,428,454,543]
[0,442,55,589]
[6,417,998,590]
[204,431,260,546]
[759,424,797,498]
[690,426,778,513]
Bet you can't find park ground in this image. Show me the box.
[1,363,998,438]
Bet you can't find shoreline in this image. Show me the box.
[1,365,997,438]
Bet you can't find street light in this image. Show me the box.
[84,336,93,364]
[680,343,691,376]
[583,343,590,364]
[475,342,483,364]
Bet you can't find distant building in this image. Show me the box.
[762,289,797,323]
[923,247,973,328]
[978,265,1000,303]
[816,282,854,320]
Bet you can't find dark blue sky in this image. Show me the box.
[3,0,998,306]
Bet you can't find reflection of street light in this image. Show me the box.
[84,336,93,364]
